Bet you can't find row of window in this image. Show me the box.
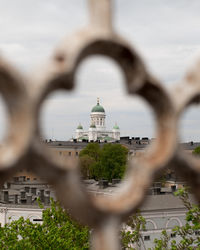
[143,231,199,241]
[59,152,79,156]
[13,176,37,182]
[144,233,176,241]
[145,218,183,231]
[91,118,105,126]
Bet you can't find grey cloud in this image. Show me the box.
[0,0,200,140]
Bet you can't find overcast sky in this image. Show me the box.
[0,0,200,142]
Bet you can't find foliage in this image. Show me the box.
[153,230,170,250]
[79,155,96,179]
[79,143,101,161]
[154,187,200,250]
[79,143,128,181]
[99,144,128,181]
[192,146,200,156]
[121,211,146,250]
[0,188,199,249]
[79,143,101,179]
[0,199,89,250]
[121,188,200,250]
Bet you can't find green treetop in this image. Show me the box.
[79,143,128,182]
[192,146,200,156]
[0,199,89,250]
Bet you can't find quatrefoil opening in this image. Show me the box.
[29,28,178,227]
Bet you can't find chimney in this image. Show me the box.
[99,180,109,189]
[112,179,120,185]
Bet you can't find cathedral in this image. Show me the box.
[75,98,120,142]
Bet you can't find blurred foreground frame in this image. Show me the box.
[0,0,200,249]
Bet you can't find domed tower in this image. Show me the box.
[90,98,106,131]
[112,123,120,141]
[75,123,83,140]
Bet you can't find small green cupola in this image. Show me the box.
[113,123,119,129]
[91,98,105,113]
[77,123,83,129]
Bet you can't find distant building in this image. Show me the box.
[75,98,120,142]
[0,177,54,206]
[0,178,197,250]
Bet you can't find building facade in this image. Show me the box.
[0,179,196,249]
[75,98,120,142]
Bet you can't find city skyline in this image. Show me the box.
[0,1,200,141]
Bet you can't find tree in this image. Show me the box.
[79,155,96,179]
[79,143,101,162]
[79,143,101,180]
[121,211,146,250]
[99,144,128,182]
[192,146,200,156]
[0,199,89,249]
[79,143,128,181]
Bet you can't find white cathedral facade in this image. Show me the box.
[75,99,120,142]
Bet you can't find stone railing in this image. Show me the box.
[0,0,200,249]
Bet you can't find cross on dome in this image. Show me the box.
[91,98,105,113]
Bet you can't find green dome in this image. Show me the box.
[91,99,105,113]
[113,124,119,129]
[77,124,83,129]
